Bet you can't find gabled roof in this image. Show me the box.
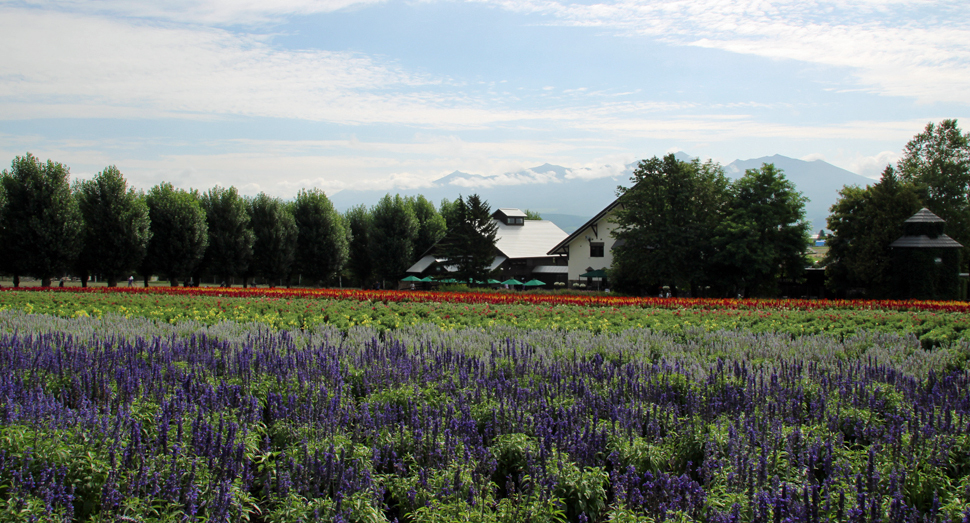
[494,219,567,259]
[547,195,624,255]
[406,217,567,273]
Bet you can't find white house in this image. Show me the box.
[546,198,624,288]
[407,208,569,285]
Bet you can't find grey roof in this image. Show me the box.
[905,208,945,223]
[890,234,963,248]
[406,255,437,273]
[495,208,527,218]
[494,219,568,259]
[532,265,568,274]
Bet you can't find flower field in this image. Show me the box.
[1,289,969,522]
[2,287,970,347]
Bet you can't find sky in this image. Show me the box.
[1,0,968,199]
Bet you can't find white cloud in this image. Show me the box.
[481,0,970,105]
[15,0,385,26]
[800,153,826,162]
[847,150,900,179]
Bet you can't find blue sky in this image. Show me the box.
[1,0,968,198]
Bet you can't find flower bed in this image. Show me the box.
[0,311,968,522]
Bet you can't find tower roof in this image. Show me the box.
[905,208,945,223]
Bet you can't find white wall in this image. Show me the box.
[566,211,622,281]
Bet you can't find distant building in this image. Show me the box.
[406,208,568,286]
[890,208,963,300]
[546,197,624,290]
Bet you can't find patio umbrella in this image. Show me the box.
[401,275,422,282]
[487,279,502,284]
[579,269,608,278]
[501,278,523,286]
[523,279,545,287]
[440,278,457,283]
[420,277,434,282]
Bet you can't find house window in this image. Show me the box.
[590,243,604,257]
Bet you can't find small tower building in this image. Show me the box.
[890,208,963,300]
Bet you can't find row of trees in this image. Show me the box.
[0,154,487,288]
[610,156,810,297]
[825,119,970,298]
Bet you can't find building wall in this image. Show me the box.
[565,211,622,282]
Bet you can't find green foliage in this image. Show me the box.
[0,153,82,286]
[611,154,729,296]
[551,460,609,522]
[292,188,348,285]
[524,209,542,220]
[74,166,151,287]
[345,204,375,287]
[826,166,923,297]
[436,194,499,284]
[370,194,419,283]
[201,185,254,284]
[897,119,970,265]
[408,194,447,259]
[710,163,810,297]
[247,192,297,285]
[142,182,209,286]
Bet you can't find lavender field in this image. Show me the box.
[1,310,969,522]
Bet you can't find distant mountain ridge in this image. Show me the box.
[330,154,876,233]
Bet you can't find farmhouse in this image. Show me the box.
[546,196,624,290]
[406,208,569,285]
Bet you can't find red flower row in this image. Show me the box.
[3,285,969,313]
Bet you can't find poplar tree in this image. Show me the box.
[75,166,151,287]
[0,153,82,287]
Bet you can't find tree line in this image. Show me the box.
[609,158,810,297]
[0,154,494,288]
[825,119,970,298]
[609,119,970,298]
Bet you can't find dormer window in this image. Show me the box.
[493,208,527,226]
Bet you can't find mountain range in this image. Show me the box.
[330,153,878,234]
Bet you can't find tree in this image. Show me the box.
[610,154,729,296]
[246,193,297,286]
[524,209,542,220]
[437,194,498,284]
[0,153,82,287]
[370,194,419,285]
[142,183,208,287]
[897,119,970,266]
[292,189,347,286]
[75,166,152,287]
[407,195,447,260]
[439,198,461,230]
[201,186,254,286]
[344,205,374,287]
[825,166,922,297]
[709,164,810,297]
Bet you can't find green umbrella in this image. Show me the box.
[501,278,523,286]
[401,275,422,282]
[579,269,608,278]
[420,277,434,282]
[487,279,502,284]
[523,279,545,286]
[440,278,457,283]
